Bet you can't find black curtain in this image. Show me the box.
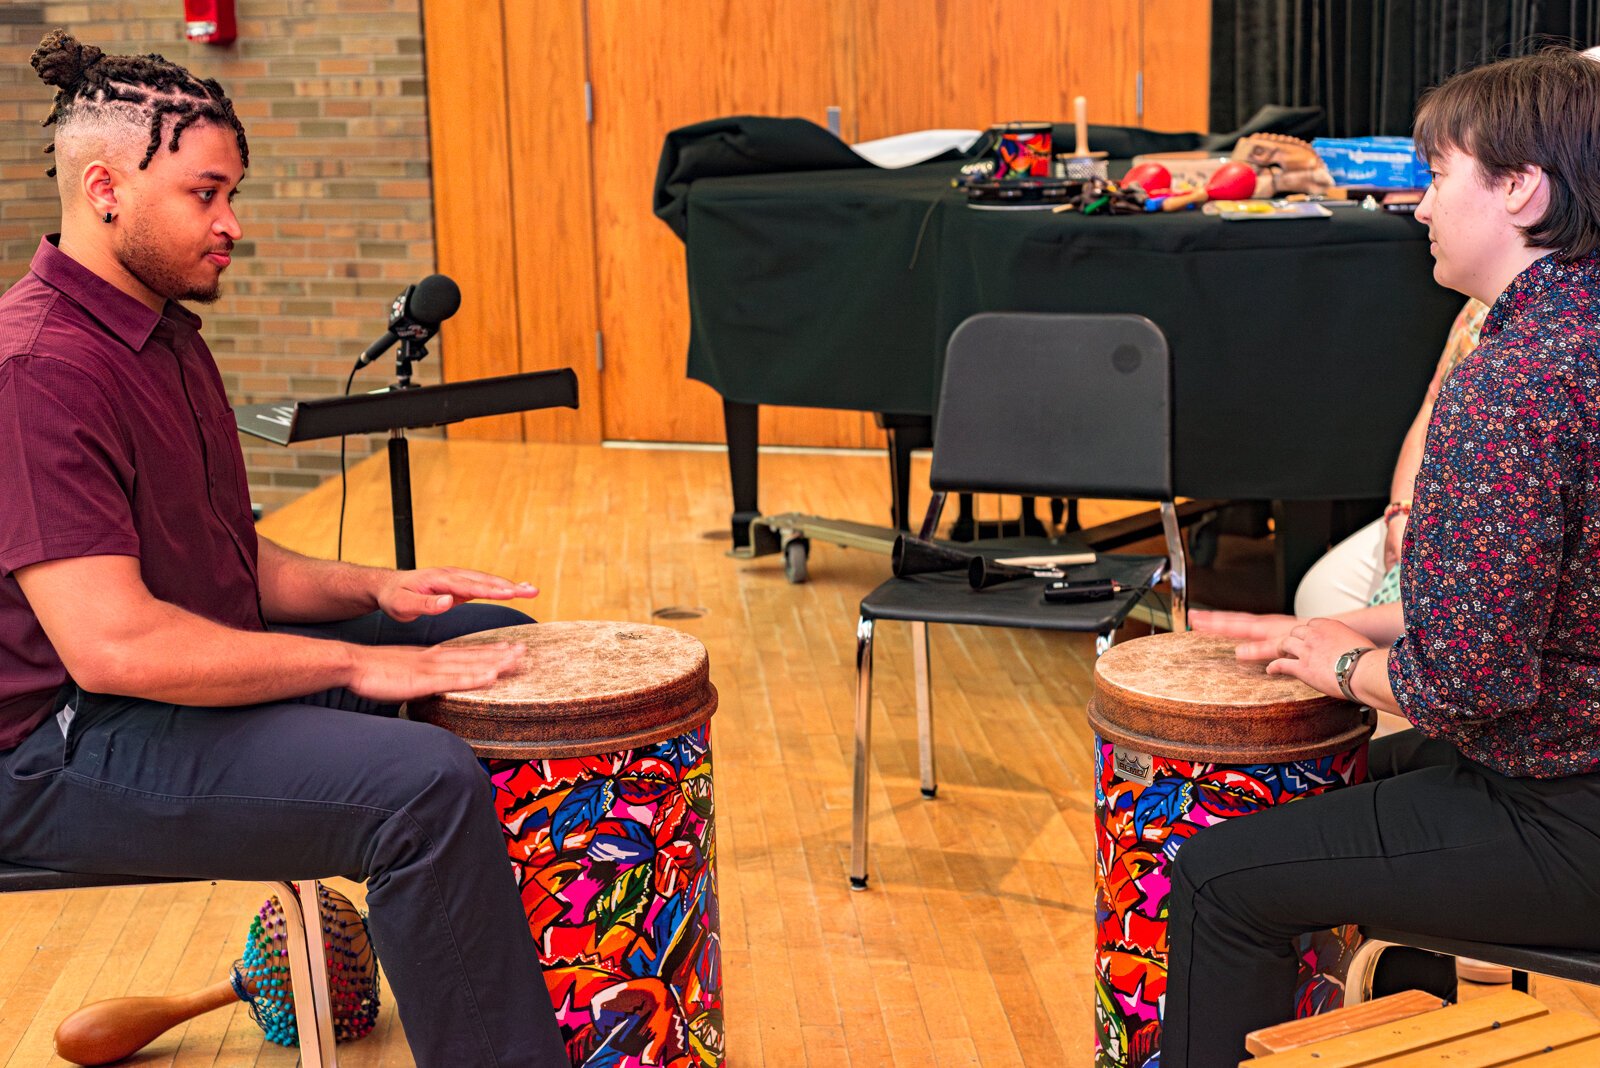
[1210,0,1600,136]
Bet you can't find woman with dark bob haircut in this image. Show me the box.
[1166,47,1600,1068]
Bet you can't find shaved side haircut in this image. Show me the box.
[30,28,249,183]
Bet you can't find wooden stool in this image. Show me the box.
[1241,988,1600,1066]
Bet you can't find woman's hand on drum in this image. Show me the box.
[378,568,539,623]
[1189,609,1302,661]
[345,642,524,702]
[1263,617,1371,698]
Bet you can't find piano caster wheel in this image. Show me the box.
[783,537,810,584]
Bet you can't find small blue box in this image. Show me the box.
[1312,137,1428,189]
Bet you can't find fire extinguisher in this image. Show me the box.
[183,0,237,45]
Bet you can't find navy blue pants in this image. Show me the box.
[0,605,566,1068]
[1161,729,1600,1068]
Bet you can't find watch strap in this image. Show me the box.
[1335,646,1375,704]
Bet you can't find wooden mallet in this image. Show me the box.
[1057,95,1108,180]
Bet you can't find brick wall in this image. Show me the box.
[0,0,440,514]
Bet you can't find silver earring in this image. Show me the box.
[102,212,113,224]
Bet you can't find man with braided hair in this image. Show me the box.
[0,31,566,1067]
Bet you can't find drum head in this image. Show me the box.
[411,621,718,758]
[1089,631,1372,761]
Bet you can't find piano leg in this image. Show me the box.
[723,399,779,555]
[877,413,932,532]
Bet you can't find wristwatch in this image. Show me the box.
[1333,646,1375,705]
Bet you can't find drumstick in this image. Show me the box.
[54,976,244,1066]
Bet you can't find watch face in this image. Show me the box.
[1334,648,1372,702]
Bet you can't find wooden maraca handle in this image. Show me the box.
[1160,187,1211,211]
[54,977,241,1066]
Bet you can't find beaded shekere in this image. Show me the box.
[230,883,381,1047]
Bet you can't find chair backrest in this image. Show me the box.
[929,312,1172,500]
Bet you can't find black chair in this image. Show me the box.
[848,312,1186,889]
[0,860,340,1064]
[1347,926,1600,1003]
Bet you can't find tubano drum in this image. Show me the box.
[413,622,723,1068]
[1088,631,1373,1068]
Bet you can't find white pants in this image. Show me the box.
[1293,517,1388,618]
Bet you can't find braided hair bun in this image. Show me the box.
[31,29,104,91]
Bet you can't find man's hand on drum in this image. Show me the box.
[345,641,524,703]
[377,567,539,623]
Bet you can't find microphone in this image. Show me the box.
[357,273,462,368]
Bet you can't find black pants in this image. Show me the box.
[1162,729,1600,1068]
[0,605,566,1068]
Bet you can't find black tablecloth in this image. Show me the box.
[681,161,1463,501]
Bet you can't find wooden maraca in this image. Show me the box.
[54,978,246,1065]
[54,884,378,1065]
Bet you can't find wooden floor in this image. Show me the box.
[2,440,1597,1067]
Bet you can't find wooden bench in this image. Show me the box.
[0,860,339,1066]
[1241,987,1600,1066]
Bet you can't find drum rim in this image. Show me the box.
[1088,695,1374,762]
[443,684,719,760]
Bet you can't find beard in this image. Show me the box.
[115,213,225,305]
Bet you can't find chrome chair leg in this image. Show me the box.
[1160,500,1188,632]
[913,622,936,799]
[273,879,339,1067]
[850,616,876,890]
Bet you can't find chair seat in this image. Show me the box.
[1363,926,1600,987]
[859,553,1166,631]
[0,859,188,894]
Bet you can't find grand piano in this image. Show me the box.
[662,120,1462,605]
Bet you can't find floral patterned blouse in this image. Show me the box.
[1389,253,1600,778]
[1368,298,1490,606]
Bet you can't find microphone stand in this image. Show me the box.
[237,350,579,575]
[387,335,427,570]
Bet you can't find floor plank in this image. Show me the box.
[1,440,1592,1067]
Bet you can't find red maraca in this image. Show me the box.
[1160,160,1258,211]
[1123,161,1172,196]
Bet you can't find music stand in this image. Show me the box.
[237,368,579,568]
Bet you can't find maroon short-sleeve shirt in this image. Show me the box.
[0,237,262,748]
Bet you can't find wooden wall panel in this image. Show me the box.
[1142,0,1213,132]
[425,0,1211,449]
[851,1,1140,139]
[585,0,869,447]
[504,0,603,442]
[421,0,522,440]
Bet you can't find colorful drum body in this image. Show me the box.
[414,622,722,1068]
[1087,632,1373,1068]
